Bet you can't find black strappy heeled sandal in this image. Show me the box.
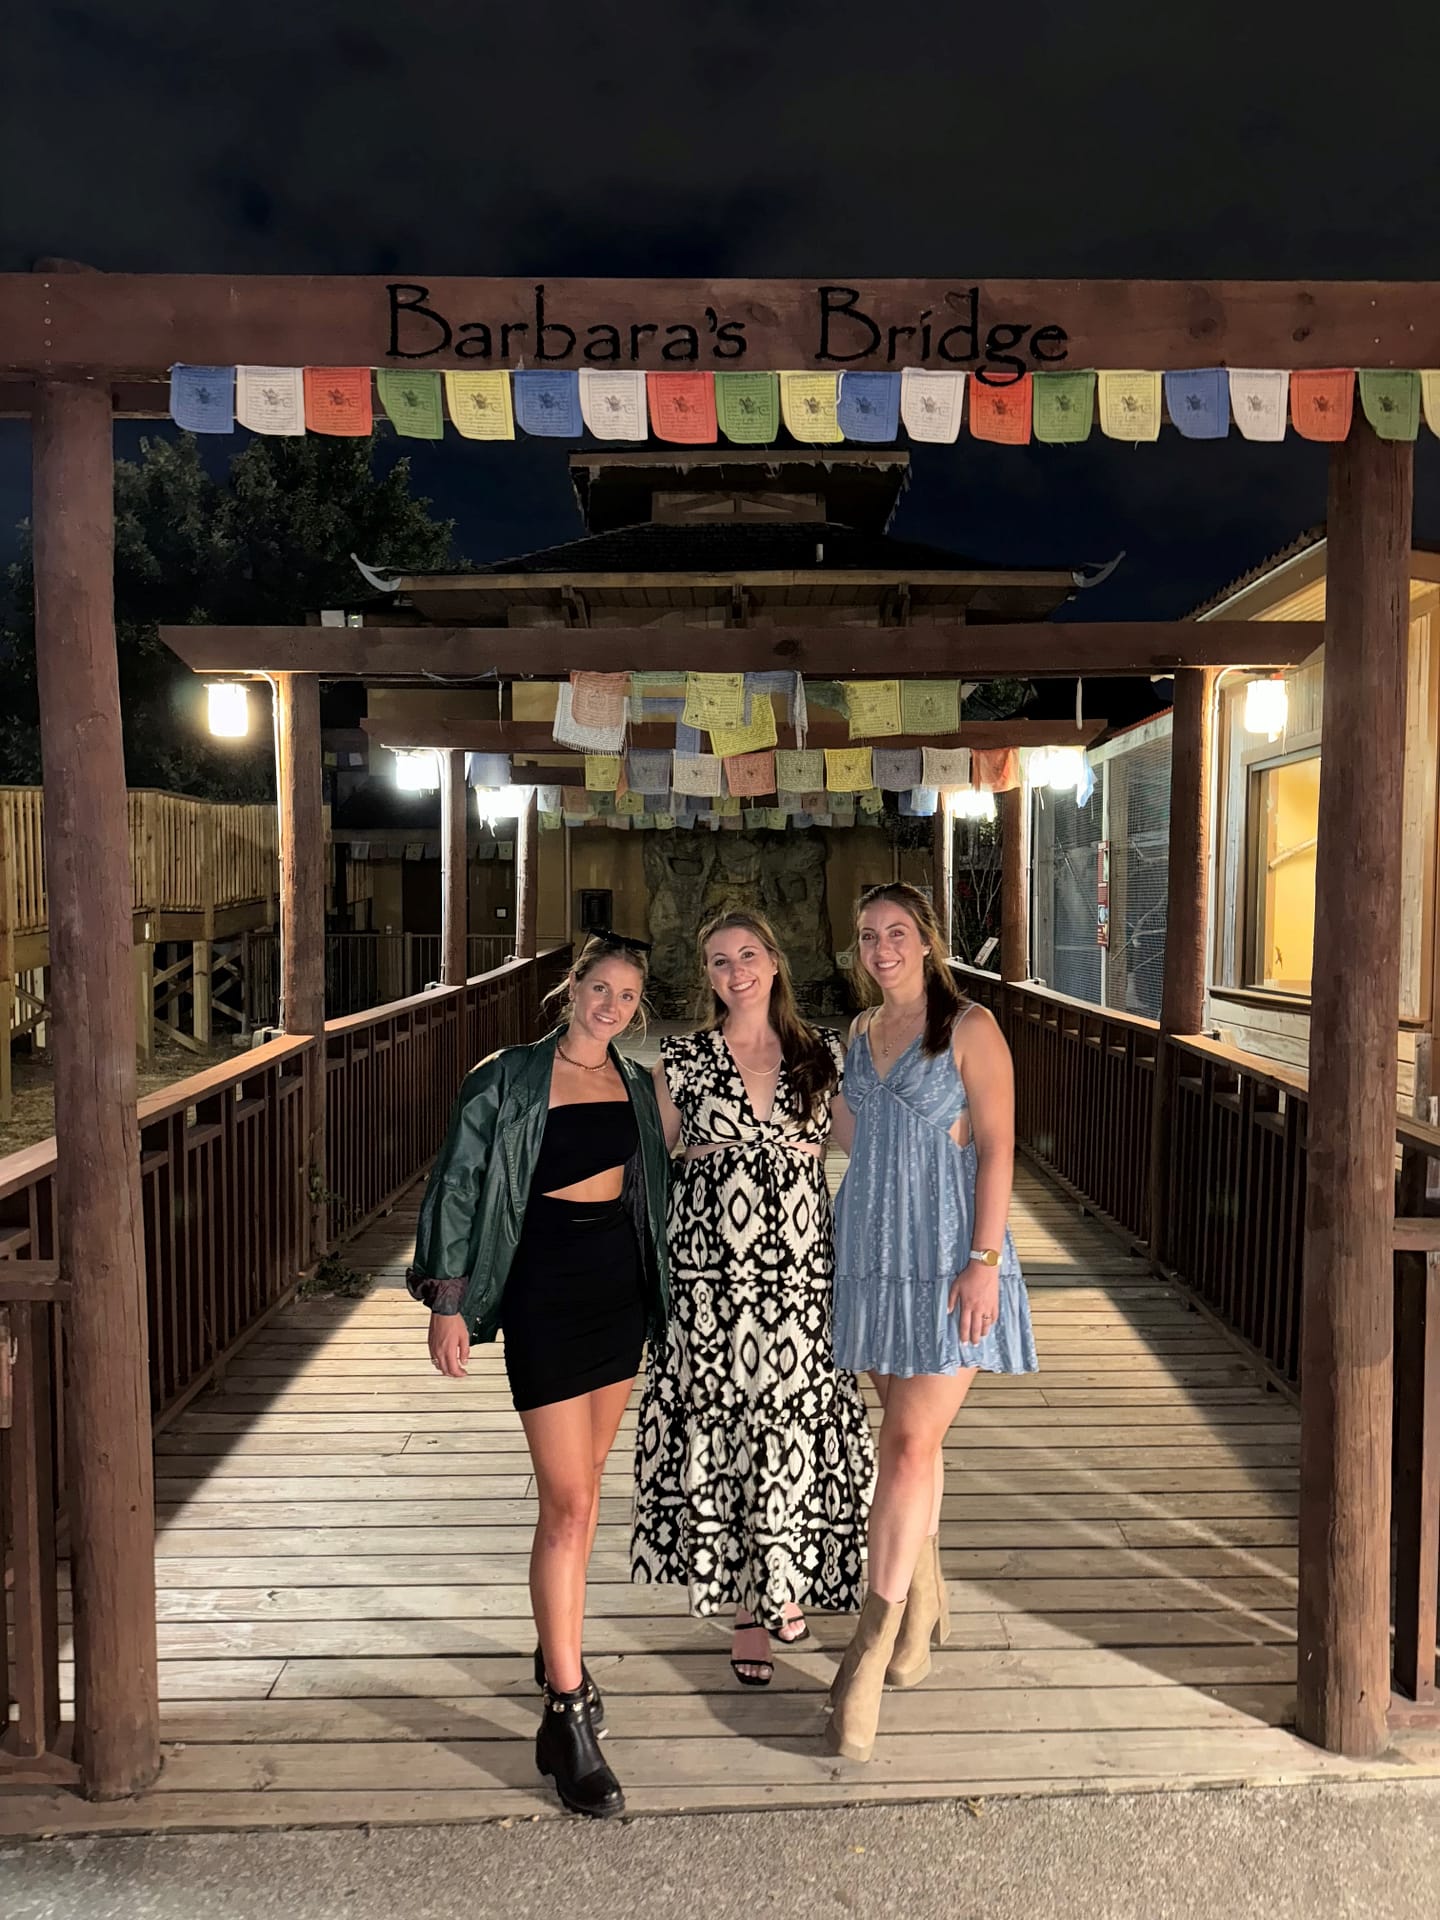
[730,1613,774,1688]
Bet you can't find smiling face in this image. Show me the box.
[567,954,645,1046]
[703,924,780,1017]
[857,898,930,999]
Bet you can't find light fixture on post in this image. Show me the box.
[953,788,997,822]
[205,680,250,739]
[1243,674,1289,742]
[393,748,441,793]
[474,785,527,828]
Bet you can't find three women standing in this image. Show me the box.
[826,882,1037,1761]
[408,935,669,1819]
[632,912,876,1684]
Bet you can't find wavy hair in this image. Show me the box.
[696,910,838,1122]
[542,935,650,1041]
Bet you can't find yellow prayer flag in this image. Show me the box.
[1422,371,1440,439]
[682,671,746,730]
[825,747,875,794]
[615,789,645,816]
[780,373,843,444]
[444,372,516,440]
[710,695,778,757]
[844,680,903,739]
[714,795,742,817]
[1098,371,1162,443]
[584,755,623,792]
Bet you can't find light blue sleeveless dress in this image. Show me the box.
[833,1019,1038,1378]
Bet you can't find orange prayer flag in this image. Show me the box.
[972,747,1019,793]
[647,373,718,445]
[968,375,1032,445]
[304,367,373,436]
[1289,369,1353,443]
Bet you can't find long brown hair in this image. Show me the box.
[697,910,838,1122]
[542,935,650,1040]
[851,883,966,1057]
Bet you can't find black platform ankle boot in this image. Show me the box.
[533,1645,606,1734]
[535,1681,624,1818]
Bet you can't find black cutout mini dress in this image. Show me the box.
[500,1099,646,1413]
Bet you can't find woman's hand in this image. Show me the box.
[948,1260,1000,1348]
[429,1312,471,1378]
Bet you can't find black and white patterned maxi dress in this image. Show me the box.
[631,1028,876,1627]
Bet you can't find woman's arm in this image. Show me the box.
[410,1059,505,1377]
[826,1017,861,1154]
[652,1058,683,1153]
[947,1007,1016,1345]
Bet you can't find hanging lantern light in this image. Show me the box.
[1243,674,1289,742]
[474,784,527,826]
[1044,747,1088,794]
[394,748,441,793]
[1025,746,1054,788]
[953,788,997,822]
[205,681,250,739]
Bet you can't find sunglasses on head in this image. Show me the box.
[594,928,653,956]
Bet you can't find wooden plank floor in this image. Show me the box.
[5,1033,1438,1832]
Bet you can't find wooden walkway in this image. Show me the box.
[6,1121,1439,1831]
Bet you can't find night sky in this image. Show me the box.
[5,3,1440,652]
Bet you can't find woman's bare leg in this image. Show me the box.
[865,1371,976,1602]
[522,1375,635,1695]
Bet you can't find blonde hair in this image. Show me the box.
[851,883,966,1057]
[543,935,650,1041]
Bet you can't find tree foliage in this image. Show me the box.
[0,433,459,798]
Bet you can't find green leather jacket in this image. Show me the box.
[406,1029,670,1344]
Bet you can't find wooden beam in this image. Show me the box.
[933,801,955,955]
[514,791,539,963]
[439,749,468,986]
[31,379,159,1798]
[361,717,1109,756]
[1148,668,1218,1267]
[1393,1217,1440,1252]
[6,275,1440,373]
[998,786,1029,983]
[159,621,1321,680]
[274,673,326,1259]
[401,569,1078,592]
[1297,422,1413,1759]
[0,379,170,420]
[0,1261,67,1303]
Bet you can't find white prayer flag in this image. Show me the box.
[552,682,626,753]
[670,752,724,797]
[1229,369,1290,443]
[579,370,648,441]
[236,366,305,435]
[901,369,966,444]
[922,746,971,788]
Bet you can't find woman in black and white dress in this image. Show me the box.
[631,911,875,1684]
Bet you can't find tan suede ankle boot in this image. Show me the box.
[885,1534,948,1688]
[825,1590,907,1763]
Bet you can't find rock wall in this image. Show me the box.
[642,829,839,1016]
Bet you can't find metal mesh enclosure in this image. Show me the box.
[1047,785,1104,1005]
[1110,737,1171,1017]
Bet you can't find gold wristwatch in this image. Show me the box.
[972,1247,1001,1266]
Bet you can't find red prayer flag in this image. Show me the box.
[972,748,1020,793]
[1290,370,1354,443]
[304,367,373,436]
[647,373,718,445]
[968,374,1033,445]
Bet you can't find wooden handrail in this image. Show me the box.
[0,1261,65,1302]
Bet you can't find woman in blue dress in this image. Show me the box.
[826,882,1037,1762]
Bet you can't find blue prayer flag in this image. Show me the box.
[838,373,900,443]
[170,364,235,433]
[514,372,582,438]
[1164,370,1230,440]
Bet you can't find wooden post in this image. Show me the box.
[998,785,1029,982]
[932,798,955,956]
[514,789,539,961]
[440,749,468,984]
[31,379,159,1797]
[1147,669,1217,1266]
[133,926,154,1063]
[192,805,217,1044]
[0,799,14,1121]
[1296,423,1412,1758]
[275,673,327,1259]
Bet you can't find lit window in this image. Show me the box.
[1249,754,1319,993]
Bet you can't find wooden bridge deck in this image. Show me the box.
[6,1149,1438,1832]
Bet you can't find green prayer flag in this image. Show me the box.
[1033,370,1096,444]
[716,372,779,445]
[900,680,961,735]
[376,369,445,440]
[1359,370,1420,441]
[859,787,884,813]
[540,810,562,831]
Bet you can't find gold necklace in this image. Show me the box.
[558,1042,610,1073]
[876,1006,925,1058]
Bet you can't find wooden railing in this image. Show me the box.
[0,1261,65,1778]
[324,931,515,1017]
[0,949,564,1777]
[958,964,1439,1721]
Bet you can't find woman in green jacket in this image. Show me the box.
[408,934,670,1820]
